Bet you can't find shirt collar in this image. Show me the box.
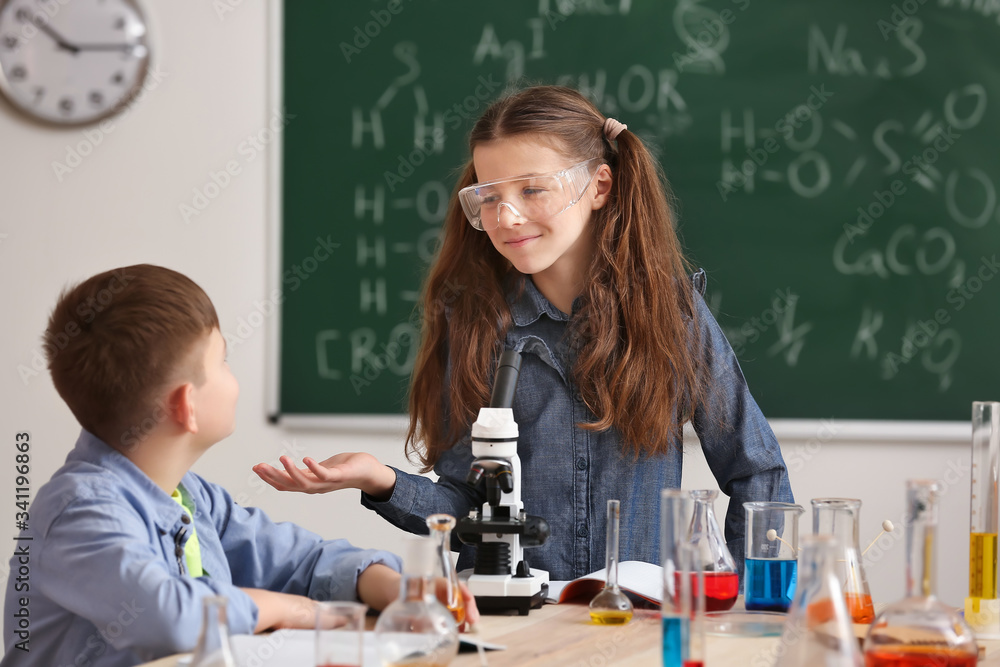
[508,277,576,326]
[68,429,187,530]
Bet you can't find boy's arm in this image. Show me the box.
[197,474,403,606]
[356,563,401,610]
[237,566,404,632]
[36,496,260,656]
[240,588,316,631]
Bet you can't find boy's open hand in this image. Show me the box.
[252,453,396,499]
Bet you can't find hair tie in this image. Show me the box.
[603,117,628,141]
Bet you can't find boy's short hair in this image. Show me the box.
[44,264,219,450]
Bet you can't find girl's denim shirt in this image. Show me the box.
[364,270,793,582]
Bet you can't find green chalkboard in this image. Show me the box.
[279,0,1000,421]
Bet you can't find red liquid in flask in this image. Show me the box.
[864,647,977,667]
[674,571,739,612]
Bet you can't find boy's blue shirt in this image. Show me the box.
[363,270,793,582]
[2,430,401,667]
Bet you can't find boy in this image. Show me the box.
[2,265,406,666]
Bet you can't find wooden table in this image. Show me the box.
[139,602,1000,666]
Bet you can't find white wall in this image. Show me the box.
[0,2,976,648]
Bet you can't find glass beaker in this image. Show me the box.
[688,490,739,612]
[190,596,236,667]
[863,480,978,666]
[967,400,1000,632]
[375,536,459,667]
[425,513,466,627]
[589,499,634,624]
[775,534,862,667]
[744,501,804,612]
[812,498,875,623]
[315,601,367,667]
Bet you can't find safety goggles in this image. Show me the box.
[458,158,603,231]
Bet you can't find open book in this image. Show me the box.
[547,561,663,607]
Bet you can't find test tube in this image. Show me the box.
[966,401,1000,632]
[661,489,691,667]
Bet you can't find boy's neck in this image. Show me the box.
[123,433,208,495]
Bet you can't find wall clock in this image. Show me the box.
[0,0,151,126]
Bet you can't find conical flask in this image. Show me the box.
[864,480,978,666]
[375,535,459,666]
[688,490,739,611]
[775,534,863,667]
[190,596,236,667]
[426,513,466,627]
[812,498,875,623]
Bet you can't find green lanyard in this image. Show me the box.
[170,486,205,578]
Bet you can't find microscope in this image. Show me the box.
[455,350,551,615]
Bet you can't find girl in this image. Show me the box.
[254,85,793,582]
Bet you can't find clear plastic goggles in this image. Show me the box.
[458,158,603,231]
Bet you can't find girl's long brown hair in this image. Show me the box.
[406,85,706,471]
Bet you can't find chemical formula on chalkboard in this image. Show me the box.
[278,2,1000,420]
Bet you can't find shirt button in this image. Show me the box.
[181,514,192,524]
[577,526,589,538]
[576,457,587,471]
[175,546,184,557]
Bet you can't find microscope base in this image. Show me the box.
[461,568,550,616]
[473,585,548,616]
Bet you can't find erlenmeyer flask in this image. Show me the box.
[426,513,466,627]
[864,480,978,666]
[775,534,862,667]
[688,490,739,612]
[190,596,236,667]
[812,498,875,623]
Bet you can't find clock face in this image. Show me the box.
[0,0,150,126]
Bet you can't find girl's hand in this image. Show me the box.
[252,453,396,499]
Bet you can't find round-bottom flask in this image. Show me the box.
[864,480,978,666]
[375,536,459,667]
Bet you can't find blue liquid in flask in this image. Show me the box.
[744,558,797,612]
[662,615,689,666]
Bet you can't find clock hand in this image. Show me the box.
[31,17,80,54]
[74,43,144,54]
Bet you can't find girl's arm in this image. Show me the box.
[688,280,794,572]
[358,437,486,541]
[253,451,397,499]
[252,442,486,542]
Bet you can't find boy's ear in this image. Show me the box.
[590,164,613,210]
[169,383,199,434]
